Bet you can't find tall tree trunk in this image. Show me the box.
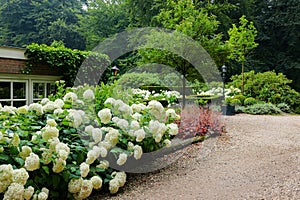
[242,61,244,95]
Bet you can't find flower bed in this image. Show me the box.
[0,87,181,199]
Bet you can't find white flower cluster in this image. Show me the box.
[0,105,17,115]
[166,109,180,120]
[68,175,102,200]
[83,89,95,100]
[97,108,112,124]
[131,88,151,99]
[41,119,59,141]
[63,92,78,102]
[147,100,166,122]
[198,86,241,98]
[29,103,43,116]
[67,109,85,128]
[0,164,42,200]
[109,171,126,194]
[17,105,29,115]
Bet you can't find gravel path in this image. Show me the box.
[93,114,300,200]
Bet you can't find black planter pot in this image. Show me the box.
[221,105,235,115]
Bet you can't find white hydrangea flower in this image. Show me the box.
[80,162,90,178]
[41,187,49,196]
[38,191,48,200]
[19,146,32,160]
[24,186,35,200]
[42,126,59,141]
[46,119,57,127]
[166,109,180,120]
[149,120,167,136]
[86,150,99,165]
[116,119,129,130]
[75,100,85,105]
[55,142,70,159]
[3,183,24,200]
[163,139,172,147]
[109,178,119,194]
[42,101,56,113]
[118,103,132,116]
[104,129,119,146]
[53,108,64,115]
[13,168,29,185]
[24,153,40,171]
[117,153,127,166]
[73,180,93,200]
[167,123,179,136]
[92,128,102,143]
[63,92,78,102]
[0,146,4,153]
[11,133,20,147]
[1,106,16,114]
[0,164,13,193]
[134,129,146,142]
[98,108,112,124]
[83,89,95,100]
[113,171,127,187]
[17,105,29,114]
[29,103,44,116]
[104,97,116,105]
[41,149,52,164]
[147,100,166,121]
[112,117,120,124]
[132,112,142,121]
[49,137,60,151]
[130,120,140,131]
[40,98,50,105]
[154,133,163,143]
[131,103,147,113]
[67,109,83,128]
[127,141,134,150]
[96,160,109,169]
[52,158,66,173]
[84,125,94,135]
[68,178,83,194]
[114,99,125,109]
[54,99,65,108]
[98,141,112,151]
[133,145,143,160]
[91,176,103,189]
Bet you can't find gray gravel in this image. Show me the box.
[92,114,300,200]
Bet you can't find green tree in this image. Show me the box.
[227,15,258,94]
[0,0,86,49]
[79,0,129,50]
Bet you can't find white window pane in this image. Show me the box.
[33,83,45,99]
[13,82,26,99]
[0,82,10,99]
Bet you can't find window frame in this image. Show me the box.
[0,74,61,106]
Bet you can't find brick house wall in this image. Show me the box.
[0,46,62,106]
[0,56,62,76]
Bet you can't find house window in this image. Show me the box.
[0,75,60,107]
[0,80,28,107]
[32,82,56,102]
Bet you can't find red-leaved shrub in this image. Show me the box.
[175,105,224,139]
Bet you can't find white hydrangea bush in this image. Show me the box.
[0,84,181,199]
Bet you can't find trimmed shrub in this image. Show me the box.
[233,94,246,105]
[244,97,257,106]
[243,103,281,115]
[230,98,242,106]
[229,70,300,109]
[277,103,291,113]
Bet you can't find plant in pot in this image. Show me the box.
[222,97,241,115]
